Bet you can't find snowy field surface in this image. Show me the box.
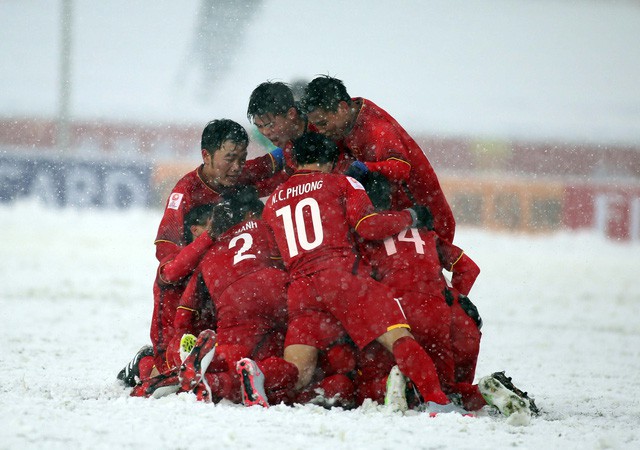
[1,201,640,449]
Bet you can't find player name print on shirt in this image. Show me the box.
[167,192,184,210]
[274,180,324,203]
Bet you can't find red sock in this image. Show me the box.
[296,374,355,407]
[319,344,357,376]
[138,355,156,380]
[259,357,299,391]
[355,377,387,405]
[392,336,449,404]
[452,382,487,411]
[204,372,239,402]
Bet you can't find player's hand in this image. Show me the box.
[411,204,434,230]
[269,147,284,171]
[345,161,369,181]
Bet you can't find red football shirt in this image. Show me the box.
[198,219,283,299]
[262,169,414,278]
[343,98,456,242]
[154,156,280,263]
[362,227,479,296]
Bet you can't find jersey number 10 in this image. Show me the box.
[275,198,324,257]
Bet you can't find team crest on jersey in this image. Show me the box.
[167,192,184,210]
[346,176,365,190]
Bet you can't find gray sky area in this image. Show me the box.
[1,0,639,145]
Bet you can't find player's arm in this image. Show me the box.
[154,190,188,262]
[345,177,414,240]
[239,148,284,184]
[173,272,201,334]
[436,238,480,296]
[157,232,215,285]
[360,158,411,181]
[346,124,411,182]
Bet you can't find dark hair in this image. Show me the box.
[360,172,392,210]
[247,82,296,121]
[183,203,215,243]
[201,119,248,155]
[301,76,351,114]
[292,132,340,166]
[211,185,264,237]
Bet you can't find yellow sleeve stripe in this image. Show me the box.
[355,213,379,231]
[449,251,464,271]
[177,306,197,313]
[387,157,411,168]
[268,152,277,172]
[154,239,179,246]
[387,323,411,332]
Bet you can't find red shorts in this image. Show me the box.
[216,268,289,360]
[285,268,409,350]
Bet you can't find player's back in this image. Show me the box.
[362,227,446,295]
[263,170,363,277]
[347,99,455,241]
[199,219,278,297]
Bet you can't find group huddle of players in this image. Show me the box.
[117,76,539,419]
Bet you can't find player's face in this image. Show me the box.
[202,139,248,187]
[253,112,293,148]
[190,218,211,240]
[307,103,351,140]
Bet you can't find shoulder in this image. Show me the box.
[170,167,201,193]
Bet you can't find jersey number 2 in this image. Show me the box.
[228,233,256,265]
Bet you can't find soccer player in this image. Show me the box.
[300,76,456,243]
[117,203,216,386]
[262,131,465,414]
[247,81,356,186]
[118,119,281,384]
[168,188,298,405]
[357,174,538,418]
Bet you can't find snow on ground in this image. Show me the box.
[1,200,640,449]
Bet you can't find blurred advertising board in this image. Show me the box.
[0,152,151,208]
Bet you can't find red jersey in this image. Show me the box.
[361,227,479,296]
[343,98,455,242]
[262,169,415,278]
[155,158,278,263]
[175,218,285,332]
[198,218,283,301]
[172,219,288,364]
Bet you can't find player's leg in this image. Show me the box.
[296,373,356,408]
[376,327,450,406]
[283,344,318,390]
[450,292,482,384]
[401,291,455,392]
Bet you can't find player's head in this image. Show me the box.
[183,203,215,243]
[301,76,353,140]
[247,81,303,149]
[292,132,340,168]
[360,172,392,210]
[200,119,249,187]
[210,185,264,237]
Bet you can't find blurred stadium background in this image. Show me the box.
[1,0,639,240]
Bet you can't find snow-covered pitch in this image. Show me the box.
[1,201,639,449]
